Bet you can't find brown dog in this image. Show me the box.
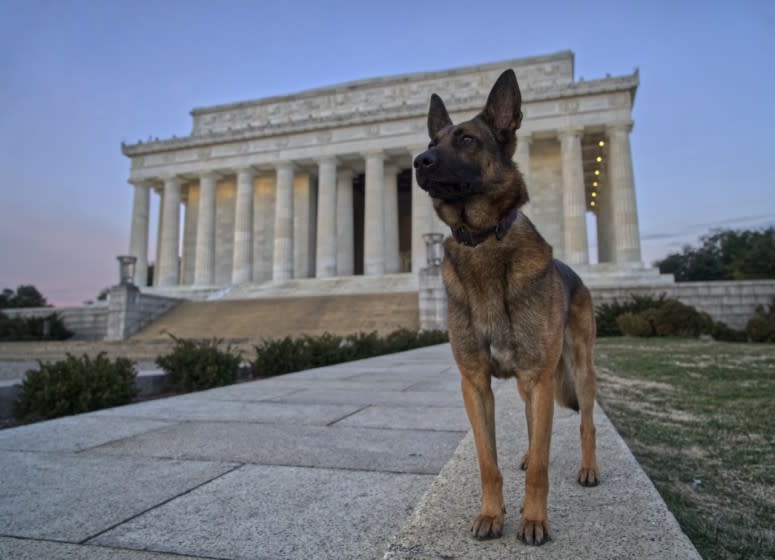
[413,69,600,546]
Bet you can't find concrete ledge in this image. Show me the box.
[384,381,701,560]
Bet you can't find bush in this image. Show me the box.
[712,321,748,343]
[650,299,709,338]
[0,312,73,341]
[616,313,654,337]
[13,353,137,422]
[156,335,242,392]
[746,298,775,343]
[252,329,449,378]
[595,293,667,336]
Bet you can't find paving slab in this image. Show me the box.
[87,421,465,474]
[268,387,463,408]
[384,381,702,560]
[0,537,208,560]
[334,404,470,432]
[0,414,173,452]
[92,396,362,426]
[0,451,237,542]
[92,465,434,560]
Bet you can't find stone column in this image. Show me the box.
[253,176,275,283]
[232,167,255,284]
[157,175,182,286]
[294,174,315,278]
[336,168,354,276]
[181,185,199,285]
[272,161,295,281]
[194,172,217,285]
[154,188,164,286]
[608,122,642,264]
[559,128,589,266]
[315,157,338,278]
[383,163,400,273]
[364,151,386,276]
[411,145,446,273]
[128,180,150,286]
[514,134,532,216]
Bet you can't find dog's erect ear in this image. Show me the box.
[481,69,522,143]
[427,93,453,139]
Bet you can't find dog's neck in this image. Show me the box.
[451,207,519,248]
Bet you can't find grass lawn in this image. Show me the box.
[594,337,775,560]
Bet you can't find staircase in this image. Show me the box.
[130,292,419,341]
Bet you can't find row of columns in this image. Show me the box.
[127,123,641,287]
[129,149,430,287]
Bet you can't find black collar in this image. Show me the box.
[452,208,519,247]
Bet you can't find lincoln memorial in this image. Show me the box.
[121,51,648,296]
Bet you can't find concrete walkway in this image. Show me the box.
[0,344,700,560]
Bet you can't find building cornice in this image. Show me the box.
[121,72,638,157]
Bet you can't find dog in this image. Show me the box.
[413,69,600,546]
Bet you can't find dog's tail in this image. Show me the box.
[554,338,580,412]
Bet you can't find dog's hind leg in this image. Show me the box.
[460,369,505,539]
[568,288,600,487]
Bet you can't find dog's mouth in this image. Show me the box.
[417,177,483,201]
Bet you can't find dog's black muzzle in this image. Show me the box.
[413,149,482,202]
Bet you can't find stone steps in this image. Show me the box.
[130,292,420,341]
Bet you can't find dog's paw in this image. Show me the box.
[517,517,550,546]
[519,451,529,471]
[577,464,600,487]
[471,512,504,540]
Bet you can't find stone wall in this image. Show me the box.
[3,305,109,340]
[591,280,775,329]
[106,286,181,341]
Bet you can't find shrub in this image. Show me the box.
[616,313,654,337]
[13,353,137,422]
[156,335,242,392]
[711,321,748,343]
[746,298,775,343]
[650,299,709,338]
[595,293,667,336]
[0,312,73,341]
[252,329,449,378]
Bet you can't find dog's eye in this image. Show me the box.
[461,135,475,145]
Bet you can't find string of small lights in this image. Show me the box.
[590,138,605,210]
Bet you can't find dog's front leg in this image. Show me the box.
[460,370,504,539]
[518,370,555,546]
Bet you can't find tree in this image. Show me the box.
[0,285,50,308]
[656,228,775,282]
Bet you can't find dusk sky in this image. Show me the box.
[1,0,773,306]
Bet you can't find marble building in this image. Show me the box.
[121,50,643,293]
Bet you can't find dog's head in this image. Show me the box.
[413,69,528,207]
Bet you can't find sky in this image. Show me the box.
[1,0,773,306]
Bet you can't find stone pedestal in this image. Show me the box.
[419,265,448,332]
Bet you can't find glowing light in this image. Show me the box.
[598,140,605,147]
[590,201,596,207]
[591,192,597,197]
[596,156,603,162]
[592,181,598,187]
[594,169,600,176]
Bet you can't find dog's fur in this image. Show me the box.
[413,69,600,546]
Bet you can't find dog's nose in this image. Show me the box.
[413,150,437,170]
